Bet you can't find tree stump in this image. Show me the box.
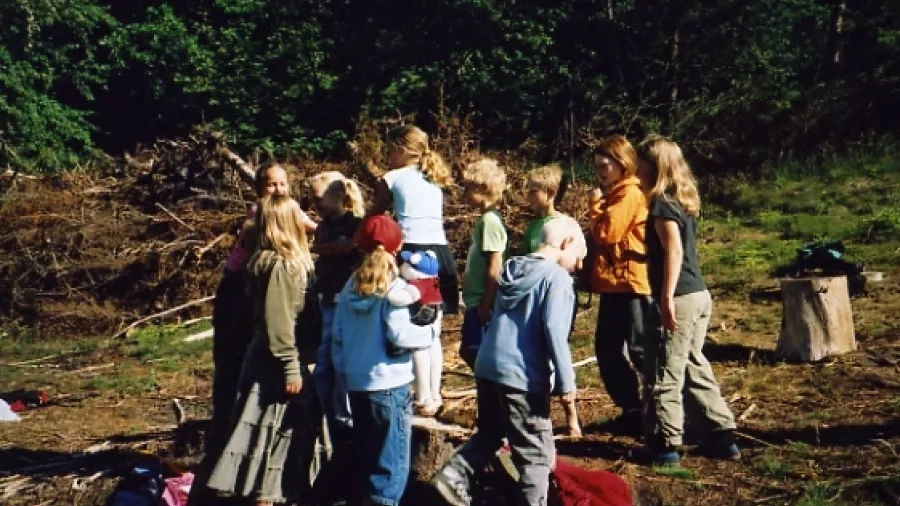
[404,418,469,504]
[776,275,856,362]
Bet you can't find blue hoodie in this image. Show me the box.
[474,255,577,394]
[332,278,437,392]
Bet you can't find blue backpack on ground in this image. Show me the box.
[772,240,866,296]
[107,459,164,506]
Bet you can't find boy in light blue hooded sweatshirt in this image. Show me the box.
[331,215,438,506]
[432,216,587,506]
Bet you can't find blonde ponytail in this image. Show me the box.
[353,246,397,297]
[387,125,450,188]
[420,149,451,189]
[342,179,366,217]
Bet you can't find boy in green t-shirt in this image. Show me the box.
[519,164,583,437]
[460,158,508,368]
[520,164,564,255]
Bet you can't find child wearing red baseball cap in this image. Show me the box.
[332,214,437,506]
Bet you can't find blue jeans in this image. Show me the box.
[348,384,413,506]
[313,305,353,435]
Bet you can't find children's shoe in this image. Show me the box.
[628,445,681,466]
[699,429,742,460]
[698,443,742,460]
[431,465,472,506]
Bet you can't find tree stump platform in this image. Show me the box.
[776,275,856,362]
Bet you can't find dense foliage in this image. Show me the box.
[1,0,898,172]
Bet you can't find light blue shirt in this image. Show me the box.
[383,165,447,245]
[332,278,437,392]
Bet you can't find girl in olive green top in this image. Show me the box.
[207,195,319,506]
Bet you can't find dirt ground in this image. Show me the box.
[1,134,898,505]
[2,285,898,506]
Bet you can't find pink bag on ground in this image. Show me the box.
[159,473,194,506]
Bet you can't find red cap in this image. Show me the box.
[354,215,403,254]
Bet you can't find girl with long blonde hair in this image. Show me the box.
[307,170,366,439]
[331,214,437,506]
[367,124,458,416]
[632,136,739,465]
[206,195,320,506]
[191,160,318,506]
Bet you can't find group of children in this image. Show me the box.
[192,126,739,506]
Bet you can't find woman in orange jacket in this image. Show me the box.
[585,134,651,433]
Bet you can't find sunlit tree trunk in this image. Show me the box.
[825,0,847,75]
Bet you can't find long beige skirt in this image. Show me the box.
[207,361,320,504]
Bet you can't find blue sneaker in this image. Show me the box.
[702,443,741,460]
[628,445,681,465]
[700,430,742,460]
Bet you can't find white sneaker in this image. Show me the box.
[431,466,472,506]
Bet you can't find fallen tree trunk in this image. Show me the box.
[218,147,256,186]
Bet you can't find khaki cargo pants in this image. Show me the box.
[642,290,736,446]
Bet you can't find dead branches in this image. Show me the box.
[112,296,215,339]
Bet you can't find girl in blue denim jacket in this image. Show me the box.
[331,215,437,506]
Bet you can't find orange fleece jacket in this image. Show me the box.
[587,176,650,295]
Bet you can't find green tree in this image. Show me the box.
[0,0,117,168]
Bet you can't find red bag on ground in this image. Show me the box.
[1,390,49,412]
[550,459,633,506]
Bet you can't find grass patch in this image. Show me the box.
[700,156,900,285]
[753,449,792,478]
[796,481,842,506]
[125,321,212,361]
[651,464,696,480]
[86,367,161,395]
[0,324,105,361]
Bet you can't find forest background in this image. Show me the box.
[2,0,899,174]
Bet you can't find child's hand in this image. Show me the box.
[660,296,678,332]
[286,380,303,395]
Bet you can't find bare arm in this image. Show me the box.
[366,179,392,217]
[477,251,503,323]
[655,218,683,331]
[302,215,318,234]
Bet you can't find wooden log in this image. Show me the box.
[405,422,467,504]
[776,275,856,362]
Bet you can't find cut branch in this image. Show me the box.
[112,295,215,339]
[219,147,256,186]
[154,202,195,232]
